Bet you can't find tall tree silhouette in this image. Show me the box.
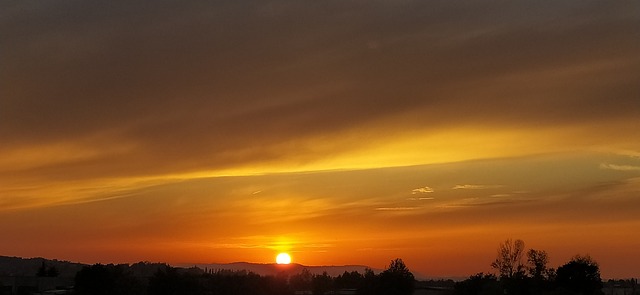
[36,261,47,277]
[491,239,526,279]
[289,268,313,291]
[357,268,378,295]
[526,249,549,280]
[312,272,333,295]
[335,271,363,289]
[378,258,415,295]
[526,249,553,293]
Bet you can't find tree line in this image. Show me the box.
[73,258,415,295]
[68,239,629,295]
[455,238,606,295]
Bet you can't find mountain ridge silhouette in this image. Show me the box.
[0,256,437,280]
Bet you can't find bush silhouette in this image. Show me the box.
[555,255,603,295]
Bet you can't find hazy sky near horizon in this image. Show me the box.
[1,1,640,278]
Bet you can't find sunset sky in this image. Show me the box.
[2,1,640,278]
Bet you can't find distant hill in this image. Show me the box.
[3,256,435,280]
[0,256,85,277]
[0,256,169,278]
[178,262,382,277]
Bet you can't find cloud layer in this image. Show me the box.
[2,1,639,183]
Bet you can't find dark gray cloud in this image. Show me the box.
[2,0,639,180]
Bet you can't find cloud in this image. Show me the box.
[407,197,435,201]
[438,197,531,208]
[452,184,504,190]
[375,207,420,211]
[411,186,434,194]
[600,163,640,171]
[613,151,640,159]
[490,194,511,198]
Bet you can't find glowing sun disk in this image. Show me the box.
[276,253,291,264]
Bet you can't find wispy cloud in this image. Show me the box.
[438,197,530,208]
[600,163,640,171]
[411,186,434,194]
[613,150,640,159]
[407,197,435,201]
[375,207,419,211]
[490,194,511,198]
[452,184,504,190]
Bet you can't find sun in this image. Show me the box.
[275,253,291,264]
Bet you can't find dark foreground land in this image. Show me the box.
[1,255,638,295]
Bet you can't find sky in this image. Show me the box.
[1,0,640,278]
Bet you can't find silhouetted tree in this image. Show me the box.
[555,255,603,295]
[148,266,204,295]
[524,249,553,294]
[312,272,333,295]
[207,269,293,295]
[454,273,502,295]
[290,268,313,291]
[75,264,144,295]
[36,261,60,277]
[262,273,293,295]
[378,258,415,295]
[491,239,526,279]
[501,272,530,295]
[357,268,378,295]
[48,266,59,277]
[631,278,638,295]
[526,249,549,280]
[36,261,47,277]
[335,271,364,289]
